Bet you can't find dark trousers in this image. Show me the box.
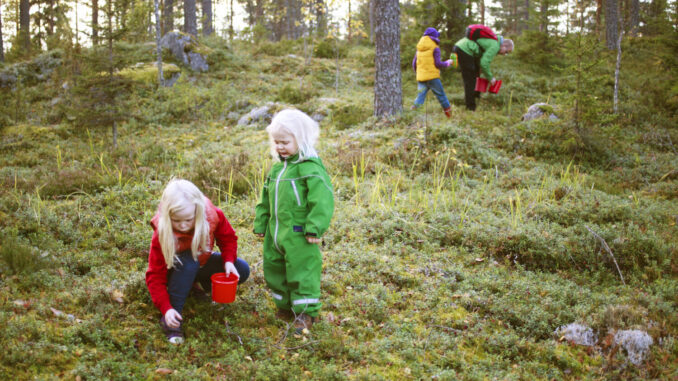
[454,46,480,111]
[168,250,250,313]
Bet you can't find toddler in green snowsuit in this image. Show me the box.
[254,109,334,333]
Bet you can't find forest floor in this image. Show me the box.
[0,38,676,380]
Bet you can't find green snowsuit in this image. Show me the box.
[254,154,334,317]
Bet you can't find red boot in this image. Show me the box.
[444,107,452,118]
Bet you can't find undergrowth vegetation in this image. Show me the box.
[0,35,676,380]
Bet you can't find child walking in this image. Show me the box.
[145,178,250,344]
[412,27,454,118]
[254,109,334,333]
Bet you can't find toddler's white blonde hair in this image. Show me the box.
[266,108,319,161]
[156,178,210,269]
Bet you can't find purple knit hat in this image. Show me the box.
[423,27,440,44]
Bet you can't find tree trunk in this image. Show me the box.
[613,17,622,113]
[629,0,639,36]
[347,0,352,41]
[184,0,197,36]
[201,0,213,35]
[229,0,234,41]
[605,0,619,49]
[163,0,174,34]
[47,0,55,35]
[595,0,602,38]
[540,0,548,33]
[155,0,164,86]
[107,0,117,149]
[315,0,326,37]
[369,0,374,42]
[20,0,30,52]
[480,0,486,25]
[373,0,401,117]
[524,0,529,32]
[92,0,99,45]
[0,4,4,62]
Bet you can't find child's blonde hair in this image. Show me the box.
[266,108,319,161]
[157,178,210,269]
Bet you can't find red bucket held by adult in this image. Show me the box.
[475,77,502,94]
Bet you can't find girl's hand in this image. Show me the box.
[224,261,240,278]
[165,308,183,328]
[306,236,321,244]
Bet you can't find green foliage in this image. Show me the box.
[0,229,49,275]
[314,38,348,59]
[0,36,677,381]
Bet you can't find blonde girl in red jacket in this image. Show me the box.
[145,178,250,344]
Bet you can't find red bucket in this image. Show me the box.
[211,273,238,303]
[475,77,489,92]
[489,79,502,94]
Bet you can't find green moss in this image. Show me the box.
[116,63,180,85]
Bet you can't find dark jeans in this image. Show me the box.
[454,46,481,111]
[168,250,250,313]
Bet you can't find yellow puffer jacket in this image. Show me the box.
[415,36,440,82]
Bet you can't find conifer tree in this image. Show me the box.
[163,0,174,33]
[185,0,197,35]
[1,3,4,62]
[373,0,401,117]
[202,0,213,35]
[605,0,619,49]
[19,0,29,52]
[92,0,98,45]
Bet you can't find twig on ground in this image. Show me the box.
[224,320,243,345]
[584,225,626,285]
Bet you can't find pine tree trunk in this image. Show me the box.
[155,0,164,86]
[369,0,374,42]
[347,0,352,41]
[629,0,639,36]
[605,0,619,49]
[184,0,197,36]
[202,0,213,35]
[47,0,54,36]
[373,0,402,117]
[480,0,485,25]
[107,0,117,149]
[229,0,234,41]
[523,0,529,32]
[19,0,30,52]
[0,4,4,62]
[163,0,174,34]
[316,0,326,37]
[92,0,99,45]
[595,0,602,38]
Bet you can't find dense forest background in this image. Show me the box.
[0,0,677,379]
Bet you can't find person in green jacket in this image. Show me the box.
[453,29,514,111]
[254,108,334,333]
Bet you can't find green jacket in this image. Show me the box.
[254,154,334,250]
[454,36,501,79]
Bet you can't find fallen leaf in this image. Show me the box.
[13,299,30,308]
[155,368,173,375]
[245,356,253,362]
[111,290,124,304]
[326,312,336,323]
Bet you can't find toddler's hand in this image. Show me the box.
[490,77,497,86]
[255,233,264,238]
[165,308,182,328]
[306,236,321,244]
[224,261,240,278]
